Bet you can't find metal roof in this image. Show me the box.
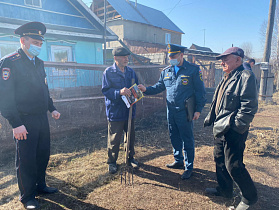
[0,0,118,41]
[107,0,184,34]
[190,44,213,52]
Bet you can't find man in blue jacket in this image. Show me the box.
[138,44,206,179]
[102,47,139,174]
[243,58,255,71]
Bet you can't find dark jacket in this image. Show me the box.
[0,49,56,128]
[243,62,252,71]
[145,59,206,112]
[204,65,258,138]
[102,63,138,121]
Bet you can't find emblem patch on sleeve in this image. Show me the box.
[2,68,10,80]
[199,69,203,81]
[182,78,189,85]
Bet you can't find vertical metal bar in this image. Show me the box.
[103,0,107,65]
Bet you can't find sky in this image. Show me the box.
[82,0,272,58]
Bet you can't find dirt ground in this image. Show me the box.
[0,96,279,210]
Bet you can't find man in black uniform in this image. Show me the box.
[0,22,60,209]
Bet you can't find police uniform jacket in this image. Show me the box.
[145,59,206,112]
[0,49,56,128]
[102,63,138,121]
[204,65,258,138]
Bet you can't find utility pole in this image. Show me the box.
[259,0,276,101]
[202,29,206,46]
[103,0,107,65]
[263,0,276,62]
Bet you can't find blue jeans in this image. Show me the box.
[167,108,194,170]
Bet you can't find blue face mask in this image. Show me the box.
[27,44,41,57]
[169,59,179,66]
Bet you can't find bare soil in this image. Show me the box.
[0,97,279,210]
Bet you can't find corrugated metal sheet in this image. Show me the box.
[0,0,117,38]
[107,0,184,34]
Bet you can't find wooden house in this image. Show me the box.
[0,0,118,88]
[91,0,184,54]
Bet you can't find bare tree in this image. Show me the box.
[241,42,253,57]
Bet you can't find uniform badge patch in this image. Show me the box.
[2,68,10,80]
[182,78,188,85]
[199,69,203,81]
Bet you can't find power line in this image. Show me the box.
[167,0,182,15]
[163,0,202,12]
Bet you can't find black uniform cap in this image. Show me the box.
[112,47,130,56]
[168,44,186,56]
[15,22,46,41]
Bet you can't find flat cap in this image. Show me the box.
[168,44,186,56]
[216,47,244,60]
[15,21,46,41]
[112,47,130,56]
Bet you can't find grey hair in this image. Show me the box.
[232,54,243,63]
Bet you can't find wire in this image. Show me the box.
[167,0,182,15]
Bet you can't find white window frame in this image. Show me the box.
[165,33,171,44]
[51,45,73,62]
[0,41,20,58]
[24,0,42,8]
[50,45,74,76]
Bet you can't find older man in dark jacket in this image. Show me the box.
[204,47,258,210]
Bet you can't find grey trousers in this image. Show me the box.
[107,120,135,164]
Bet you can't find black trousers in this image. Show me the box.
[107,120,135,164]
[214,129,257,205]
[15,114,50,204]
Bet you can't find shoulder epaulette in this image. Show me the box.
[8,53,21,61]
[162,65,171,71]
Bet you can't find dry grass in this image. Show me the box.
[0,100,279,209]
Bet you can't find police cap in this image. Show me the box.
[15,22,46,41]
[168,44,186,56]
[112,47,130,56]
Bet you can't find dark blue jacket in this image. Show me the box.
[102,63,138,121]
[0,49,56,128]
[243,62,252,71]
[145,59,206,112]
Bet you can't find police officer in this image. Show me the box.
[0,22,60,209]
[102,47,139,174]
[138,44,206,179]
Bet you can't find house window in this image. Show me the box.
[24,0,42,7]
[165,33,171,44]
[154,34,157,43]
[0,41,20,58]
[51,45,72,62]
[50,45,74,76]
